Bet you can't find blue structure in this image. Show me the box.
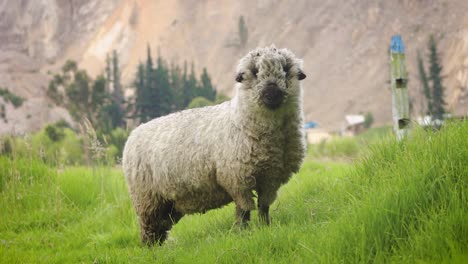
[390,35,405,53]
[304,121,318,129]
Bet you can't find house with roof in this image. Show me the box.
[342,114,365,136]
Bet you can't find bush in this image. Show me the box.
[31,127,83,165]
[0,88,25,108]
[0,136,13,156]
[187,96,214,109]
[45,124,65,142]
[215,93,230,104]
[364,112,374,128]
[104,127,129,164]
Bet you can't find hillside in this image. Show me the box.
[1,0,467,133]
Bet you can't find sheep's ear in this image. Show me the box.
[298,70,306,80]
[236,72,244,83]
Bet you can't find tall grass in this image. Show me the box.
[307,125,393,161]
[304,121,468,262]
[0,121,466,263]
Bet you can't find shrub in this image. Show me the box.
[0,88,25,108]
[45,124,65,142]
[187,96,214,109]
[364,112,374,128]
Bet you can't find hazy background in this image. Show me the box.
[0,0,467,134]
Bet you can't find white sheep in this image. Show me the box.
[122,46,307,245]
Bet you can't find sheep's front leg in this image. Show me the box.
[217,173,256,226]
[236,205,251,225]
[258,204,270,225]
[232,189,255,226]
[257,184,280,225]
[139,201,183,246]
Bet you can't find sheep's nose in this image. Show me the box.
[261,83,284,110]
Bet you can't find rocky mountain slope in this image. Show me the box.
[1,0,467,134]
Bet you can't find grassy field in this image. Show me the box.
[0,122,467,263]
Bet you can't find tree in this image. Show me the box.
[110,50,125,128]
[184,62,198,107]
[154,52,172,115]
[170,63,185,110]
[46,60,109,128]
[199,68,216,101]
[129,50,220,121]
[417,51,432,115]
[364,112,374,129]
[145,45,161,120]
[238,16,248,48]
[91,75,107,115]
[105,54,112,93]
[45,124,65,142]
[428,35,446,120]
[64,69,92,121]
[132,62,146,121]
[112,50,124,106]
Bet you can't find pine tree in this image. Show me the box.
[238,16,248,48]
[112,51,123,105]
[145,45,160,120]
[170,63,184,110]
[111,50,125,128]
[184,62,198,107]
[199,67,216,101]
[105,54,112,93]
[417,51,432,115]
[155,52,172,115]
[133,62,146,121]
[129,50,220,122]
[428,35,446,120]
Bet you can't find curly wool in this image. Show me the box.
[122,45,306,243]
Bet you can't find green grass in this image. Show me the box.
[0,121,467,263]
[307,126,393,161]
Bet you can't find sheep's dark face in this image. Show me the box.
[235,46,306,111]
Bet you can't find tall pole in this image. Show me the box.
[390,35,410,141]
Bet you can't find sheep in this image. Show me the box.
[122,45,307,245]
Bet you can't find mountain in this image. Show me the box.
[1,0,467,134]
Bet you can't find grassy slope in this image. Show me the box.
[0,121,467,263]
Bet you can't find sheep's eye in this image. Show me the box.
[283,64,291,73]
[251,68,258,78]
[298,70,307,80]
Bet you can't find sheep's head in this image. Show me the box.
[235,45,306,111]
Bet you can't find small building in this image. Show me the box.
[342,114,365,136]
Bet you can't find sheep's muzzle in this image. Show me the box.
[261,83,284,110]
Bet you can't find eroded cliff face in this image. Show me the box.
[0,0,121,133]
[1,0,467,134]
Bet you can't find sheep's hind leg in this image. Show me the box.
[140,201,183,246]
[232,190,255,226]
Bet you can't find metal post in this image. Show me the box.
[390,35,410,141]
